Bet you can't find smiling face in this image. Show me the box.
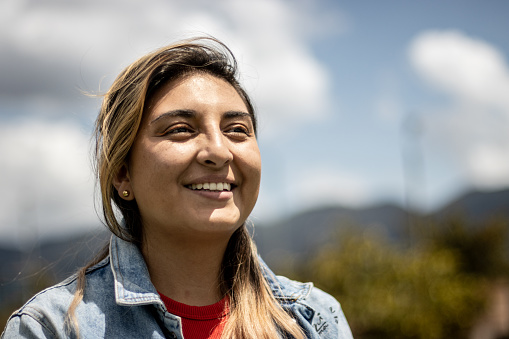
[115,73,261,241]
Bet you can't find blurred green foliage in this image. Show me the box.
[292,218,509,338]
[428,217,509,278]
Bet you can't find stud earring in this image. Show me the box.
[122,190,130,197]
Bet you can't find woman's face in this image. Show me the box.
[118,73,261,240]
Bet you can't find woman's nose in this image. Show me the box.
[196,131,233,168]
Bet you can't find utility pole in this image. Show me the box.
[401,112,426,247]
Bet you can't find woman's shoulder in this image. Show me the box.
[2,276,79,338]
[13,256,111,311]
[1,256,111,338]
[271,274,354,339]
[272,274,340,311]
[261,263,338,307]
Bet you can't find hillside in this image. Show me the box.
[253,203,409,266]
[255,188,509,268]
[435,188,509,223]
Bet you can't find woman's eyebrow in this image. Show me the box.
[223,111,252,120]
[150,109,196,125]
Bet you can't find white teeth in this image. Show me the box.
[189,182,233,191]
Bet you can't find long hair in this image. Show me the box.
[67,37,305,339]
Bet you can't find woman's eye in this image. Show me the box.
[160,125,194,138]
[226,125,250,136]
[168,126,192,134]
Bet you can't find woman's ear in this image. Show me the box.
[113,164,135,200]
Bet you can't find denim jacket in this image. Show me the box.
[2,235,353,338]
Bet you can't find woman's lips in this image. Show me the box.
[186,186,234,200]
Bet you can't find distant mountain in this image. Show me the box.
[0,230,109,309]
[254,188,509,268]
[253,203,409,267]
[36,230,110,280]
[433,188,509,223]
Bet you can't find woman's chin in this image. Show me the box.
[203,208,242,227]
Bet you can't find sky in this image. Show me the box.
[1,0,509,247]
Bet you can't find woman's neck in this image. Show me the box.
[141,230,230,306]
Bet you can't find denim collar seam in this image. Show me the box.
[268,280,312,301]
[111,237,164,306]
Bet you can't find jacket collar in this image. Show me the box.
[109,235,312,306]
[110,235,162,306]
[259,257,313,302]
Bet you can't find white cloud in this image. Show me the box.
[287,167,371,211]
[409,30,509,189]
[410,30,509,110]
[0,0,340,130]
[468,143,509,187]
[0,119,97,246]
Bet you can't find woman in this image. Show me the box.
[2,37,353,339]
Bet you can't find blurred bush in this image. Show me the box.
[291,218,509,338]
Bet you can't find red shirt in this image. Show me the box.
[158,293,229,339]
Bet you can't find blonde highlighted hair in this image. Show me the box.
[67,37,305,339]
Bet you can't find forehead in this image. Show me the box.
[145,73,248,118]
